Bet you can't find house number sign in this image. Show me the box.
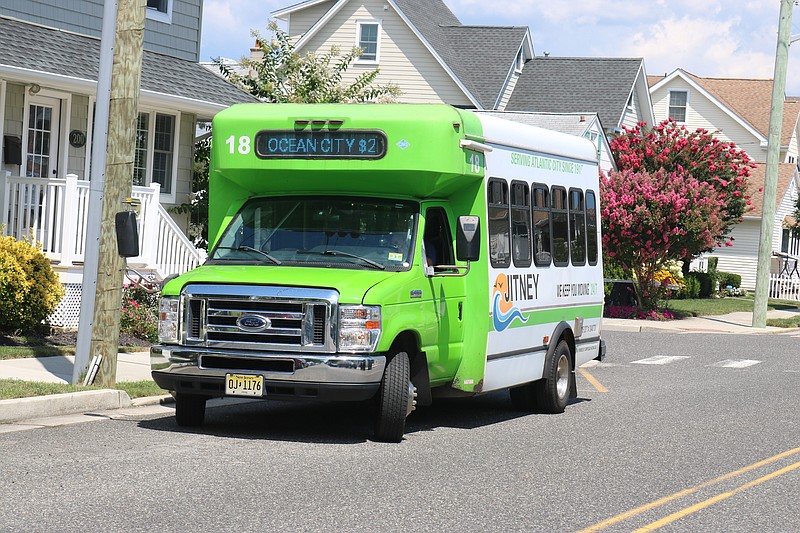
[69,130,87,148]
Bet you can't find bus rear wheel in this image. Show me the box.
[510,340,572,414]
[374,351,413,443]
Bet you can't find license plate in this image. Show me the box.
[225,374,264,397]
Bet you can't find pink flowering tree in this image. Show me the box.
[610,119,754,272]
[601,169,727,309]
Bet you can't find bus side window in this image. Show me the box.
[423,207,454,268]
[569,188,586,266]
[488,178,511,268]
[511,181,532,268]
[532,184,551,267]
[551,186,569,267]
[586,190,599,265]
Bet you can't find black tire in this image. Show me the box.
[175,394,207,427]
[374,351,411,443]
[532,340,572,414]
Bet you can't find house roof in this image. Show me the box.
[274,0,531,110]
[0,16,258,117]
[505,56,646,130]
[650,70,799,146]
[476,110,602,137]
[746,163,797,218]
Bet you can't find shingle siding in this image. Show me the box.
[1,0,202,61]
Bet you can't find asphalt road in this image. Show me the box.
[0,330,798,532]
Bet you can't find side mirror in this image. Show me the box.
[115,211,140,258]
[456,215,480,262]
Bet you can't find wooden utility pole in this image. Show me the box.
[86,0,147,386]
[753,0,793,328]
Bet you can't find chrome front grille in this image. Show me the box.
[182,284,338,353]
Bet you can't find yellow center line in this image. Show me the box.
[633,459,800,532]
[578,368,607,393]
[576,446,800,533]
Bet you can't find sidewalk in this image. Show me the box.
[0,351,169,425]
[603,309,800,335]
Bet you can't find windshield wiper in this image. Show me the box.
[213,246,282,265]
[237,246,282,265]
[298,249,385,270]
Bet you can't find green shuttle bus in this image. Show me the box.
[151,103,605,442]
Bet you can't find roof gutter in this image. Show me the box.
[0,64,227,118]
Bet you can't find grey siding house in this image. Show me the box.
[0,1,258,327]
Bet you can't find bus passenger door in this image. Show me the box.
[422,206,465,380]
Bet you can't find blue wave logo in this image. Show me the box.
[492,273,528,331]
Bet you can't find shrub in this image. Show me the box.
[679,275,701,299]
[120,280,159,343]
[684,271,715,298]
[717,272,741,289]
[0,234,64,333]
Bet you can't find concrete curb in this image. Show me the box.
[0,389,132,424]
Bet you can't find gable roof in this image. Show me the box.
[649,70,800,147]
[746,163,798,218]
[0,16,258,118]
[505,56,647,130]
[273,0,532,110]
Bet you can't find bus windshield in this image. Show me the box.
[209,196,418,271]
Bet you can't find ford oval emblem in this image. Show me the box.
[236,314,271,332]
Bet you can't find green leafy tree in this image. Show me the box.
[790,193,800,241]
[216,21,401,103]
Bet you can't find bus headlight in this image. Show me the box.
[158,297,180,343]
[338,305,381,352]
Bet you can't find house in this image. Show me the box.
[0,2,258,327]
[704,163,799,290]
[271,0,534,110]
[648,69,800,164]
[649,70,800,289]
[505,57,656,134]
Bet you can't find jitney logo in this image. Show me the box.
[492,273,538,331]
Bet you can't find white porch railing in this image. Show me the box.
[1,172,203,280]
[769,274,800,301]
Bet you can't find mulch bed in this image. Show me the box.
[0,329,151,348]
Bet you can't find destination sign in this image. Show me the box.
[255,130,387,159]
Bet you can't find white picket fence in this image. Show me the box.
[0,172,204,280]
[769,274,800,301]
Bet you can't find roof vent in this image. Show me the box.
[543,51,550,57]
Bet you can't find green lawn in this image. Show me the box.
[667,297,800,327]
[0,379,166,401]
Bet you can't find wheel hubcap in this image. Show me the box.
[406,382,417,416]
[556,354,570,399]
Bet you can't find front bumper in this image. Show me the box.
[150,345,385,401]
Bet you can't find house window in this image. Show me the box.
[669,90,688,122]
[146,0,172,23]
[134,111,177,196]
[514,49,525,73]
[356,21,381,62]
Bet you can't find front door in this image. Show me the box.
[25,95,61,178]
[422,205,466,379]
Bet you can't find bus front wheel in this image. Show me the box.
[374,351,413,443]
